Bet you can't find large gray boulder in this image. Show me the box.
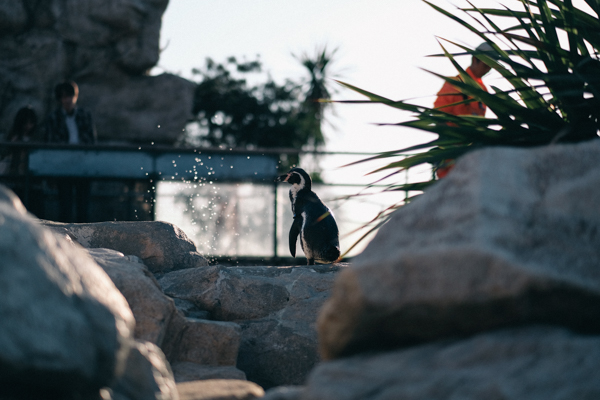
[0,185,135,398]
[88,248,178,346]
[80,73,195,144]
[161,314,242,367]
[170,363,247,383]
[303,326,600,400]
[45,224,245,384]
[43,220,209,274]
[159,264,343,389]
[176,380,264,400]
[318,141,600,360]
[81,245,243,384]
[111,340,179,400]
[0,0,194,144]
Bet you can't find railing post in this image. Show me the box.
[272,180,278,259]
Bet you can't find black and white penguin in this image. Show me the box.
[276,167,340,265]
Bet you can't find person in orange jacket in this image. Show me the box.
[433,43,493,178]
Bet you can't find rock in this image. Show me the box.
[42,220,209,274]
[0,0,194,144]
[176,380,264,400]
[236,319,319,390]
[261,386,304,400]
[88,248,177,346]
[173,298,212,320]
[161,313,242,367]
[159,264,343,389]
[171,362,246,383]
[0,184,27,213]
[81,74,196,144]
[318,141,600,360]
[111,340,179,400]
[159,264,343,324]
[303,326,600,400]
[0,184,135,398]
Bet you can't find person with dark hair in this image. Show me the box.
[0,106,38,175]
[44,81,97,144]
[44,81,97,222]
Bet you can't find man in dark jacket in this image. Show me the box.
[44,81,97,144]
[44,81,97,222]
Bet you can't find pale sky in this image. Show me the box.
[152,0,504,184]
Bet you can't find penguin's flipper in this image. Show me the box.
[289,216,301,257]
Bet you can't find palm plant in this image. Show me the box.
[294,46,340,148]
[339,0,600,255]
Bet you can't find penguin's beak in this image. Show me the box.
[276,173,290,183]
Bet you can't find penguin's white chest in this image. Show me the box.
[290,184,301,203]
[299,211,314,259]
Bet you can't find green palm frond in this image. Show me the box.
[340,0,600,254]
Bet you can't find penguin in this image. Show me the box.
[276,167,340,265]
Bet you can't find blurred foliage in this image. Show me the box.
[339,0,600,255]
[182,48,338,171]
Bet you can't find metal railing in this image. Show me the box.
[0,142,404,262]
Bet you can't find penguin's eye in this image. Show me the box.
[289,173,301,185]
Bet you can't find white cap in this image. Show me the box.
[475,42,499,59]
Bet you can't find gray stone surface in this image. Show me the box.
[177,380,264,400]
[318,141,600,360]
[76,244,239,375]
[171,362,246,383]
[43,220,209,274]
[159,264,343,389]
[303,327,600,400]
[173,298,212,320]
[82,73,195,144]
[262,386,304,400]
[0,0,194,144]
[111,340,179,400]
[0,184,135,397]
[88,248,177,346]
[162,313,242,367]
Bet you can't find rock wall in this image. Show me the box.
[305,139,600,399]
[4,140,600,399]
[158,264,343,389]
[0,0,194,144]
[41,214,340,392]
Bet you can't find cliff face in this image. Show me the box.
[0,0,195,144]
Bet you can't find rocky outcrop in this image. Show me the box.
[261,386,304,400]
[177,380,264,400]
[81,73,195,144]
[43,220,209,274]
[8,141,600,400]
[161,314,242,367]
[304,327,600,400]
[159,264,343,389]
[78,237,245,384]
[0,0,194,144]
[170,363,247,383]
[305,140,600,399]
[0,185,136,398]
[111,340,179,400]
[318,141,600,360]
[88,248,177,345]
[1,181,341,397]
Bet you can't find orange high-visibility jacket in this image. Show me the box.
[433,66,488,117]
[432,67,488,178]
